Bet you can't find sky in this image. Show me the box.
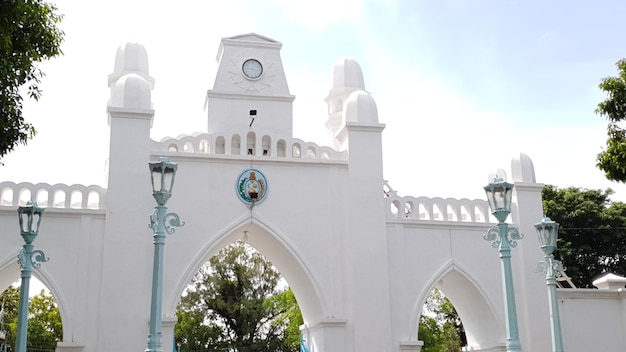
[3,0,626,203]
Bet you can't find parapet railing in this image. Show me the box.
[386,192,492,223]
[0,182,107,210]
[154,132,347,162]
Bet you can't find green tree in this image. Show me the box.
[596,58,626,182]
[0,286,19,351]
[0,0,64,161]
[175,241,302,352]
[418,288,465,352]
[542,185,626,287]
[0,286,62,351]
[26,290,62,351]
[266,288,303,351]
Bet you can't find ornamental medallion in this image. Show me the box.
[236,168,268,205]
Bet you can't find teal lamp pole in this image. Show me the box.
[483,177,523,352]
[15,201,48,352]
[534,217,564,352]
[146,157,183,352]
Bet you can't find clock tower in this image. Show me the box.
[206,33,295,137]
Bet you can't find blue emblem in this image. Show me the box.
[236,168,268,205]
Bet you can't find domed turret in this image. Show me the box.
[511,153,536,183]
[325,58,368,149]
[332,57,365,91]
[108,42,154,88]
[344,90,378,124]
[110,74,153,111]
[107,42,155,127]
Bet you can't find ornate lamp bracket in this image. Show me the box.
[149,209,185,235]
[17,248,49,269]
[535,256,564,278]
[484,226,523,248]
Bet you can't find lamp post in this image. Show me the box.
[483,177,523,352]
[146,157,184,352]
[534,217,564,352]
[15,201,48,352]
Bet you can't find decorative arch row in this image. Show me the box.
[0,182,106,209]
[387,196,492,223]
[158,132,345,161]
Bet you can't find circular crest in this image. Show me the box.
[236,168,268,205]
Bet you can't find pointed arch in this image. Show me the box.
[0,255,20,292]
[0,257,72,344]
[167,213,326,325]
[411,259,504,350]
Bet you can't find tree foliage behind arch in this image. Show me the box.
[0,286,62,351]
[418,288,466,352]
[175,241,303,352]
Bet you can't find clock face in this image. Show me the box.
[242,59,263,79]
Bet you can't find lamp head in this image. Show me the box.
[17,201,44,244]
[535,216,559,255]
[149,157,178,205]
[484,176,514,222]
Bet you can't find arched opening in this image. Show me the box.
[292,144,301,158]
[432,204,444,220]
[390,200,400,218]
[0,187,13,206]
[415,266,503,351]
[419,287,466,351]
[53,190,65,208]
[460,205,472,222]
[0,264,65,352]
[183,141,194,153]
[418,203,430,220]
[231,135,241,155]
[306,147,316,159]
[446,205,458,221]
[36,189,49,207]
[216,137,226,155]
[199,139,210,154]
[474,206,486,223]
[18,189,31,206]
[277,140,286,157]
[174,240,303,352]
[262,135,271,156]
[167,221,326,352]
[70,190,82,209]
[247,132,256,156]
[87,191,100,209]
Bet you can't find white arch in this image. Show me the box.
[411,259,504,350]
[167,212,327,325]
[0,256,72,344]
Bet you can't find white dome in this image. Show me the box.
[108,42,154,88]
[110,74,152,110]
[332,57,365,91]
[114,43,149,75]
[511,152,536,183]
[344,90,378,123]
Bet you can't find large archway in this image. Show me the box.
[414,261,504,351]
[167,215,326,327]
[0,259,66,351]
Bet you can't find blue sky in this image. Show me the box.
[3,0,626,201]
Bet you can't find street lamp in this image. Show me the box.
[15,201,48,352]
[483,177,523,352]
[534,217,564,352]
[146,157,184,352]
